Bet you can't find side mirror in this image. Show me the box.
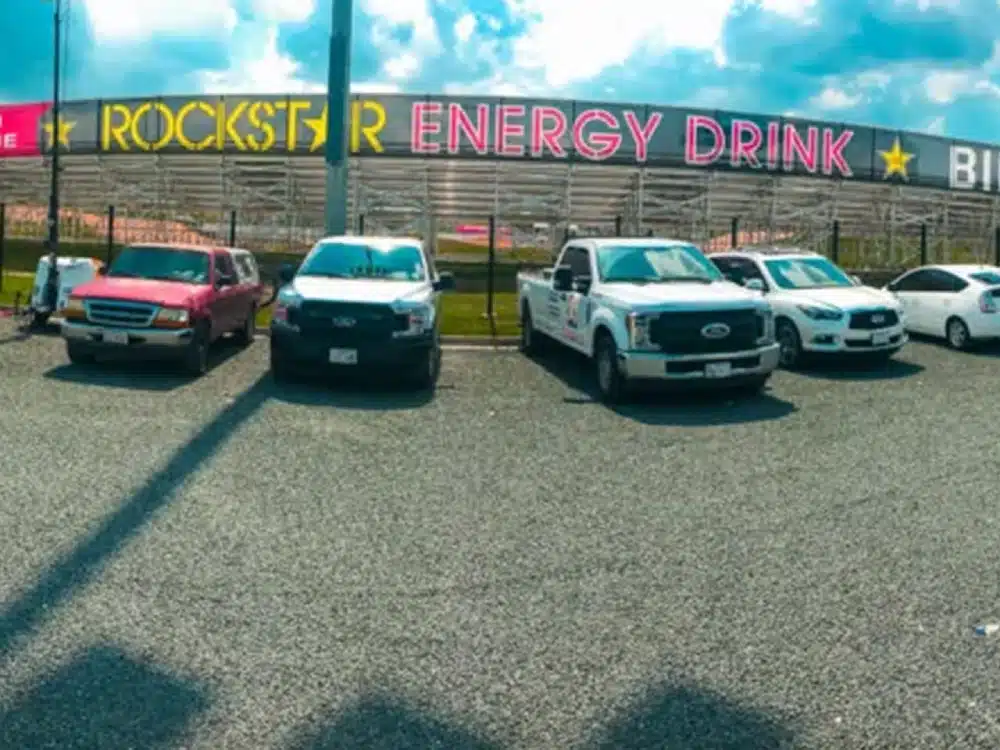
[433,272,456,291]
[553,265,573,292]
[96,265,107,276]
[743,278,765,292]
[278,263,296,285]
[850,275,862,286]
[215,273,234,288]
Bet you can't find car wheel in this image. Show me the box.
[410,345,441,391]
[235,306,256,346]
[594,331,627,404]
[269,342,293,382]
[946,317,971,350]
[183,325,210,376]
[776,319,803,369]
[66,341,95,366]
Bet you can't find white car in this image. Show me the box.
[884,264,1000,349]
[709,248,907,368]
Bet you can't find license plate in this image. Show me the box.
[103,330,129,345]
[328,348,358,365]
[871,331,891,346]
[705,361,733,378]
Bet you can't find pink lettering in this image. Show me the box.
[446,103,489,154]
[623,110,662,163]
[572,109,622,161]
[495,105,526,157]
[766,122,780,169]
[823,129,854,176]
[531,106,567,158]
[685,115,725,166]
[783,124,818,172]
[411,102,442,154]
[730,119,762,168]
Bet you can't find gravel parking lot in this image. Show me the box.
[2,319,1000,749]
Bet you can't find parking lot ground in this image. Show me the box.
[2,321,1000,749]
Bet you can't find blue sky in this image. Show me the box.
[2,0,1000,141]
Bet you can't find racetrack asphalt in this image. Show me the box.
[1,319,1000,749]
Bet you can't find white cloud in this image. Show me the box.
[81,0,238,42]
[925,116,945,134]
[925,71,969,103]
[759,0,817,20]
[454,13,476,43]
[360,0,438,46]
[383,52,420,80]
[250,0,316,24]
[351,81,403,94]
[813,87,862,109]
[198,27,324,93]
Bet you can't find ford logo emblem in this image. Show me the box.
[700,322,731,339]
[331,316,356,328]
[871,313,885,324]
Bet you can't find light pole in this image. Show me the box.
[324,0,353,236]
[47,0,62,251]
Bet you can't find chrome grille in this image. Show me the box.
[85,299,158,328]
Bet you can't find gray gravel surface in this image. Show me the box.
[2,320,1000,749]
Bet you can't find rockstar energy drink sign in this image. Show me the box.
[97,95,388,155]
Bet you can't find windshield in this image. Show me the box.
[298,242,427,282]
[764,257,854,290]
[107,246,210,284]
[596,244,723,284]
[969,271,1000,285]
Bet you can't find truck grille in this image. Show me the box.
[651,308,761,355]
[85,299,157,328]
[849,309,899,330]
[291,301,406,345]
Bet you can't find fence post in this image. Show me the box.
[0,202,5,293]
[730,217,739,248]
[831,220,841,265]
[614,215,622,237]
[994,226,1000,267]
[228,210,237,246]
[486,215,496,329]
[358,213,365,235]
[106,205,115,266]
[920,223,928,266]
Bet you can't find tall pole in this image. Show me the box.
[323,0,353,237]
[47,0,61,251]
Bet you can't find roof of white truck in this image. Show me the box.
[576,237,695,248]
[314,235,422,248]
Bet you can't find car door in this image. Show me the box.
[888,269,933,333]
[921,269,969,337]
[210,251,241,337]
[558,245,593,351]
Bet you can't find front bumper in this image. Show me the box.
[270,323,435,372]
[61,320,194,358]
[620,342,781,382]
[800,323,907,354]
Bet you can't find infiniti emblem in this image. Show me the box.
[701,322,731,339]
[331,316,356,328]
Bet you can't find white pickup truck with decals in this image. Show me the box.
[516,237,781,402]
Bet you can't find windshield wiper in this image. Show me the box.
[299,272,354,279]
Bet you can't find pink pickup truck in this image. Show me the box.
[60,243,264,375]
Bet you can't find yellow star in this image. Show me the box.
[302,105,327,153]
[43,117,76,150]
[880,137,914,180]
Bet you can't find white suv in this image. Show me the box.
[708,247,907,368]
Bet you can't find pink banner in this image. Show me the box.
[0,102,51,158]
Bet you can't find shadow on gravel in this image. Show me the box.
[268,372,440,411]
[908,333,1000,359]
[793,355,924,381]
[42,339,248,392]
[531,349,797,426]
[0,644,209,749]
[0,375,273,657]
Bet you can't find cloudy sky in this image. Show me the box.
[1,0,998,141]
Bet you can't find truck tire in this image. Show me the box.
[66,341,95,366]
[182,323,210,376]
[410,344,441,391]
[234,305,256,346]
[269,341,293,382]
[520,306,544,355]
[594,331,628,404]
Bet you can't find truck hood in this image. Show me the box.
[72,277,207,307]
[291,277,431,305]
[598,280,765,311]
[776,285,897,310]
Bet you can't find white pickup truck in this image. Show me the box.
[516,237,781,402]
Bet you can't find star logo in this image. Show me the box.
[303,105,327,153]
[43,117,76,150]
[879,137,914,180]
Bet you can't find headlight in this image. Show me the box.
[626,312,656,350]
[154,306,191,327]
[63,297,86,319]
[394,303,434,337]
[797,304,844,321]
[272,290,302,324]
[756,307,775,344]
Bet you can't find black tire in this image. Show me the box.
[594,331,628,404]
[269,342,294,382]
[776,319,803,369]
[234,305,256,346]
[410,344,441,391]
[66,341,95,366]
[31,311,51,329]
[946,316,972,350]
[183,324,210,376]
[519,305,544,355]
